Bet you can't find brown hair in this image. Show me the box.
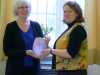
[63,1,85,22]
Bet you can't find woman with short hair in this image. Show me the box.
[3,0,43,75]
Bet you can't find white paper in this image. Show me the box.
[33,37,47,56]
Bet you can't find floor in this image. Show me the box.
[88,64,100,75]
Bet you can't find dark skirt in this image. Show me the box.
[5,59,40,75]
[56,70,87,75]
[22,66,40,75]
[5,65,40,75]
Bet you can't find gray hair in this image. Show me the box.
[13,0,31,16]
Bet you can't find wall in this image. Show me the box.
[95,0,100,64]
[85,0,97,64]
[85,0,100,64]
[0,0,14,75]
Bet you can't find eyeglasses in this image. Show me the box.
[18,6,29,9]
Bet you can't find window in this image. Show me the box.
[28,0,57,48]
[28,0,85,69]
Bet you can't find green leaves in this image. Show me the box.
[41,25,53,36]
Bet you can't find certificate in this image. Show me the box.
[33,37,48,56]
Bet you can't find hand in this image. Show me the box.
[44,36,51,45]
[40,48,50,59]
[26,50,41,59]
[26,50,33,56]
